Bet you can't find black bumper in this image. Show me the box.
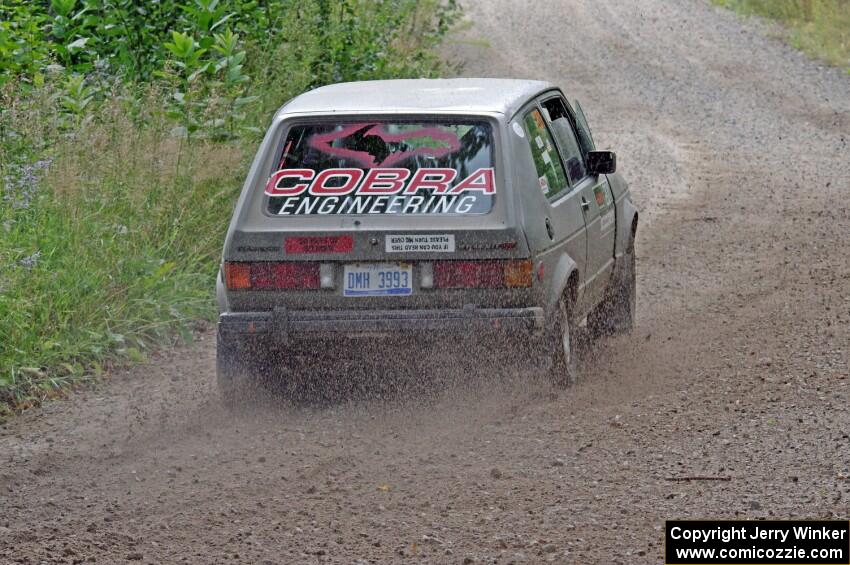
[218,306,545,343]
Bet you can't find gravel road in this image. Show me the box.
[2,1,849,563]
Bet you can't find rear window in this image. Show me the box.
[264,120,495,216]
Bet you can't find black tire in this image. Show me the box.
[216,333,260,409]
[588,242,636,338]
[547,296,579,387]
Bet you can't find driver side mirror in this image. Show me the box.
[586,150,616,175]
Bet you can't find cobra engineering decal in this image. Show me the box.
[264,167,495,215]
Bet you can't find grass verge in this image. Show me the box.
[714,0,850,71]
[1,86,244,416]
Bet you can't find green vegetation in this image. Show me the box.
[0,0,460,415]
[714,0,850,71]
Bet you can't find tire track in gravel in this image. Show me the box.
[2,1,849,563]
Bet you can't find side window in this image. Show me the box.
[521,108,569,199]
[541,97,586,185]
[570,99,596,158]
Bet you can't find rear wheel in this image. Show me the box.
[588,241,636,338]
[548,296,579,387]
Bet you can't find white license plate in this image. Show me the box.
[343,263,413,297]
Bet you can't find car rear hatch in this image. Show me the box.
[224,115,536,312]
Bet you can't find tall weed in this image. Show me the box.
[1,86,244,409]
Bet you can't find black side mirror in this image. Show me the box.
[586,150,616,175]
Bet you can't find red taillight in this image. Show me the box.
[435,261,503,288]
[224,262,320,290]
[433,260,532,289]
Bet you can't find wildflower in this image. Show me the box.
[3,159,52,210]
[19,251,41,269]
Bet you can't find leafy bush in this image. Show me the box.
[1,0,460,135]
[0,0,461,414]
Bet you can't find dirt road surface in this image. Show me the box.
[2,1,849,563]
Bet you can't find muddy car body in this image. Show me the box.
[217,78,638,396]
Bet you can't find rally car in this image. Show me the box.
[216,78,638,400]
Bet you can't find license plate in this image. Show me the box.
[343,263,413,297]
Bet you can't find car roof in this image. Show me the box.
[278,78,556,117]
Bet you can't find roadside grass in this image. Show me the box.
[0,0,462,419]
[0,87,243,414]
[714,0,850,71]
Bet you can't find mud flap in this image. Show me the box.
[272,306,290,346]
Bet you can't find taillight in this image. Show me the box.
[224,262,251,290]
[433,260,533,289]
[223,262,320,290]
[504,260,533,287]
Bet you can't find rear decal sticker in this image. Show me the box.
[512,122,525,137]
[266,167,495,216]
[538,175,550,194]
[308,124,462,168]
[385,234,455,253]
[285,235,353,254]
[268,121,496,216]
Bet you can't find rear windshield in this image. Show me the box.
[265,120,495,216]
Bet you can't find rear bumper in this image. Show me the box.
[218,306,545,343]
